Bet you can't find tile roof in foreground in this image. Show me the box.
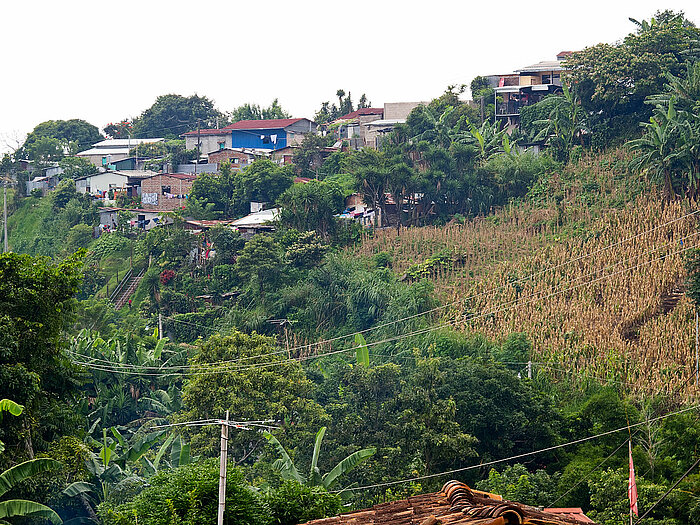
[303,480,596,525]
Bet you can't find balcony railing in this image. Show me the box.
[496,101,522,116]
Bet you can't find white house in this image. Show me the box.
[76,138,165,167]
[75,170,156,199]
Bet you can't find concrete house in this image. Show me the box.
[331,107,384,149]
[181,126,234,154]
[76,138,165,167]
[229,118,317,150]
[207,148,270,171]
[494,53,569,128]
[75,170,156,199]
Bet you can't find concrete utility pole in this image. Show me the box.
[194,119,201,176]
[527,360,532,380]
[3,180,7,253]
[217,410,229,525]
[152,416,276,525]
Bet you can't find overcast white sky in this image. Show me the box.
[2,0,700,152]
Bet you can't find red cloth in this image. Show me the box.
[629,440,639,516]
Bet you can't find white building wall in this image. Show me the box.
[78,173,130,195]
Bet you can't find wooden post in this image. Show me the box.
[217,411,229,525]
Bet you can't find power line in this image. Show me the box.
[150,208,700,353]
[67,236,700,376]
[545,371,699,508]
[330,404,700,494]
[70,226,700,373]
[634,456,700,524]
[84,207,699,367]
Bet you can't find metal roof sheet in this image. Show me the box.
[228,118,309,130]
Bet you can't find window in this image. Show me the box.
[218,142,225,150]
[262,135,271,144]
[233,158,239,164]
[541,74,551,84]
[162,185,171,195]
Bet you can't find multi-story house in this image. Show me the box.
[493,52,572,128]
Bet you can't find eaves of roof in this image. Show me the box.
[303,481,596,525]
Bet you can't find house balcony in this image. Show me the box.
[496,101,523,116]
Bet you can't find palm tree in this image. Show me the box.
[263,427,375,490]
[0,399,63,524]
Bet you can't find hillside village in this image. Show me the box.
[2,9,700,525]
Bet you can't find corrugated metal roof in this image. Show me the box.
[366,119,406,126]
[91,138,164,147]
[76,148,132,156]
[516,60,565,73]
[228,118,309,130]
[334,108,384,121]
[230,208,280,227]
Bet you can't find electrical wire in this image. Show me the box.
[136,207,700,351]
[68,226,700,372]
[330,404,700,493]
[67,234,700,376]
[634,456,700,523]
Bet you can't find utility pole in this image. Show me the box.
[152,416,276,525]
[217,410,229,525]
[527,360,532,380]
[3,180,7,253]
[158,312,163,339]
[696,310,699,387]
[194,119,201,176]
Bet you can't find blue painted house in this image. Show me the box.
[228,118,317,150]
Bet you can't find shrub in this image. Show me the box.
[98,460,269,525]
[264,481,342,525]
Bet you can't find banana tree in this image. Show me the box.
[263,427,375,490]
[628,98,682,201]
[0,400,23,454]
[0,459,63,524]
[0,399,63,524]
[533,82,587,162]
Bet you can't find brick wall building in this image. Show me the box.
[140,173,196,211]
[207,148,260,171]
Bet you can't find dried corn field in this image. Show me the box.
[354,151,699,399]
[458,196,698,399]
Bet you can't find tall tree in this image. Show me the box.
[229,99,291,122]
[131,94,224,138]
[0,251,84,461]
[565,10,700,145]
[16,120,103,161]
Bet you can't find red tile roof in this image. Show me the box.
[303,481,596,525]
[544,509,595,524]
[335,108,384,121]
[228,118,308,130]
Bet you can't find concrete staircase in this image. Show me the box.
[112,268,145,309]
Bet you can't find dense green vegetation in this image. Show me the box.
[1,9,700,525]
